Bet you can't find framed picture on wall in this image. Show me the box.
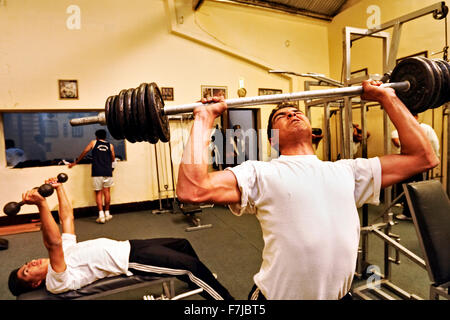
[58,80,79,99]
[396,51,428,65]
[161,87,174,101]
[258,88,282,96]
[201,85,227,99]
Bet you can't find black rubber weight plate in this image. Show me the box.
[115,89,127,140]
[108,95,122,139]
[433,59,450,106]
[419,57,442,110]
[138,83,158,143]
[123,88,136,143]
[147,82,170,143]
[105,96,114,137]
[390,57,435,114]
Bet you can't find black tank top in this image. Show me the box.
[91,140,113,177]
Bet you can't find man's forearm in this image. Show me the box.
[55,186,75,234]
[177,114,215,202]
[37,201,63,250]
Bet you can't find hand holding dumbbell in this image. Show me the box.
[3,173,68,216]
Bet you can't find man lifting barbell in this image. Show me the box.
[8,178,234,300]
[175,80,440,300]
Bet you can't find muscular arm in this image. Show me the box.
[23,190,66,273]
[110,144,116,162]
[361,81,439,188]
[53,183,75,235]
[177,97,241,205]
[68,140,95,168]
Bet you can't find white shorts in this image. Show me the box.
[92,176,114,191]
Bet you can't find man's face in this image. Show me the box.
[18,259,48,286]
[270,107,312,145]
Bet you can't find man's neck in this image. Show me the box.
[280,143,315,156]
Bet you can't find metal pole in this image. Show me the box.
[163,82,409,116]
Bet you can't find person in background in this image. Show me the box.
[5,139,26,167]
[68,129,115,224]
[352,123,371,157]
[391,113,440,220]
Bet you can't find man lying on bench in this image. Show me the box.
[8,177,233,300]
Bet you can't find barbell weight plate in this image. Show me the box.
[147,82,170,143]
[131,87,144,142]
[135,85,150,142]
[439,59,450,102]
[142,83,161,143]
[432,59,450,108]
[108,95,123,139]
[390,57,435,114]
[115,89,127,140]
[123,88,136,143]
[138,83,159,143]
[105,96,115,137]
[419,57,443,110]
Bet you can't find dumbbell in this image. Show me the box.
[3,173,69,216]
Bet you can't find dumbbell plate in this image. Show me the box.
[147,82,170,143]
[391,57,435,114]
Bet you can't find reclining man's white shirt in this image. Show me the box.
[46,234,131,294]
[227,155,381,300]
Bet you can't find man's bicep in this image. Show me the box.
[48,245,67,273]
[379,154,420,188]
[207,170,241,204]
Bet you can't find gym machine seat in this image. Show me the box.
[173,200,213,232]
[403,180,450,300]
[16,275,175,300]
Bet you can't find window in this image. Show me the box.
[3,112,126,168]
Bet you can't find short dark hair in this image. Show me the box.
[267,102,299,141]
[95,129,107,140]
[5,139,15,149]
[8,268,45,296]
[8,268,30,296]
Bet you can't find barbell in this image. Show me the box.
[70,57,450,144]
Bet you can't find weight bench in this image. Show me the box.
[403,180,450,300]
[17,275,176,300]
[173,199,213,232]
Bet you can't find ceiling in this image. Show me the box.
[195,0,352,21]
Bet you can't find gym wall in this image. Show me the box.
[0,0,330,215]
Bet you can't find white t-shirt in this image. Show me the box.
[227,155,381,300]
[391,123,440,156]
[46,234,131,294]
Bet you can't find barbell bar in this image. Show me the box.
[69,57,450,144]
